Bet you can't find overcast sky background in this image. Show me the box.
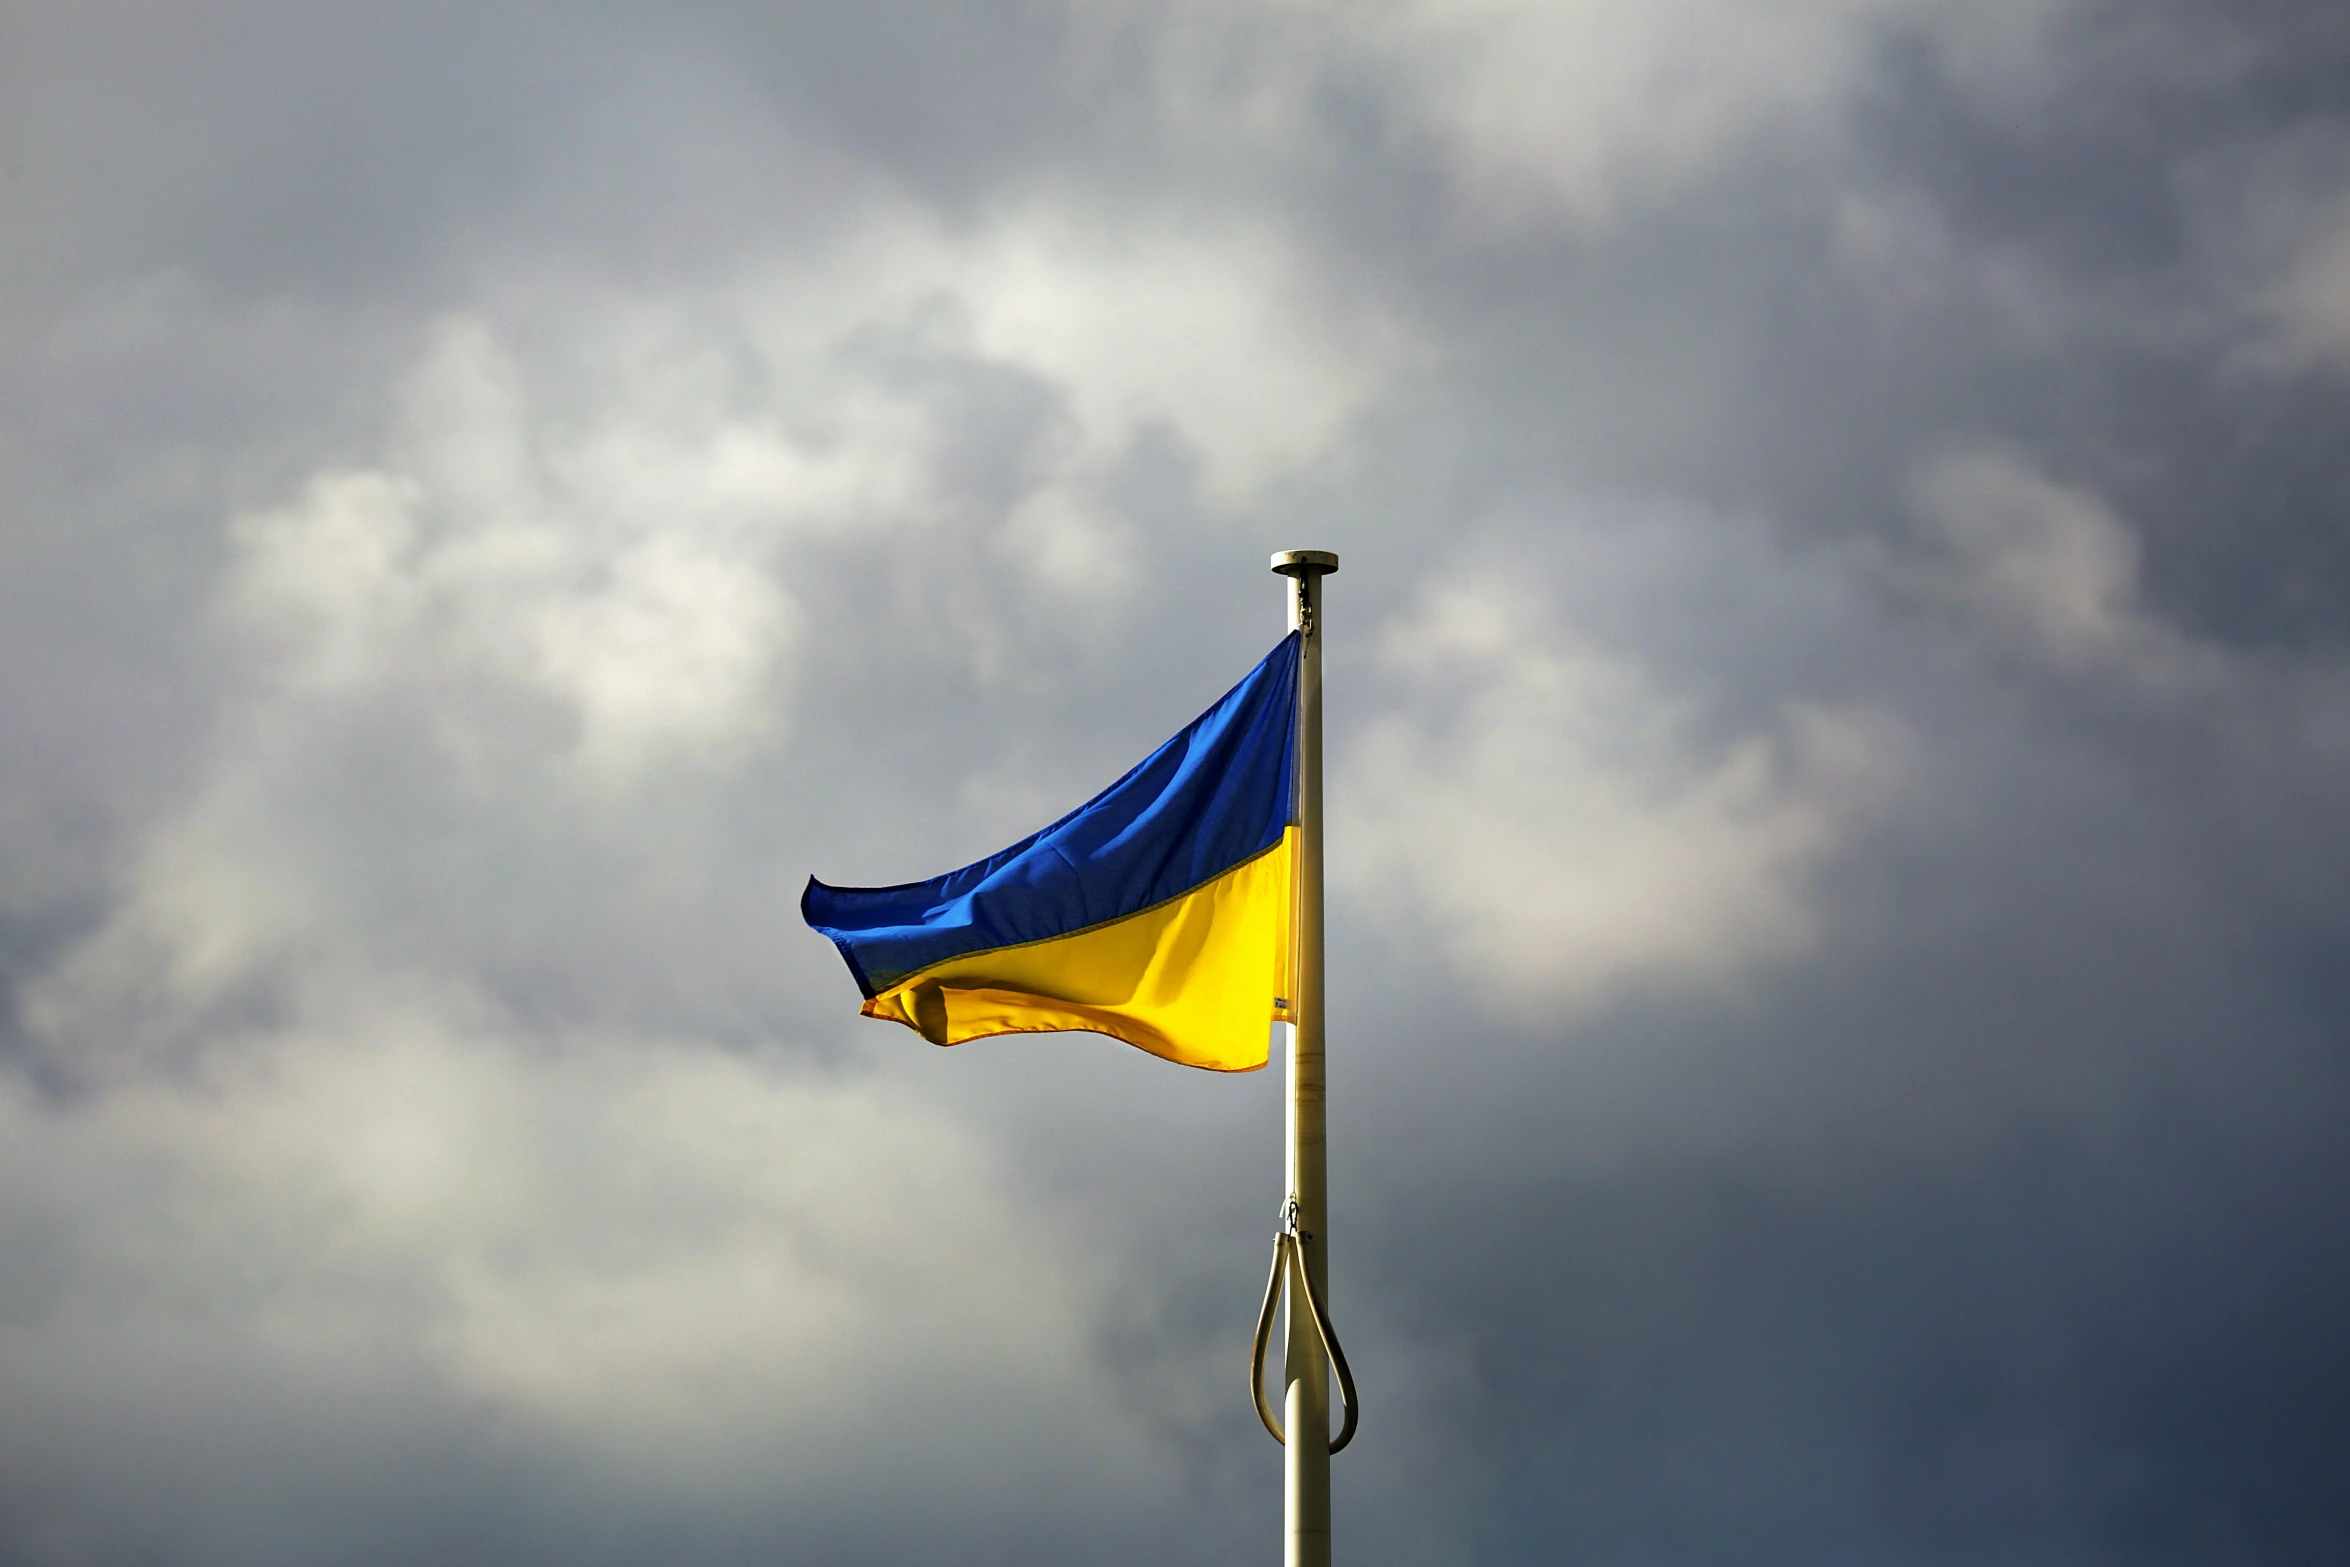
[5,2,2350,1562]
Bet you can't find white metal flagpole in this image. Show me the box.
[1273,547,1337,1567]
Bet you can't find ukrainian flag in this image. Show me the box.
[803,635,1300,1072]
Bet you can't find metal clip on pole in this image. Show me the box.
[1250,1196,1359,1454]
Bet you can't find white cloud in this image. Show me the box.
[1904,446,2213,684]
[217,203,1393,758]
[2253,189,2350,370]
[1087,0,2071,225]
[1828,186,2067,343]
[1382,0,1925,221]
[955,217,1399,498]
[0,998,1156,1547]
[2183,122,2350,378]
[1341,570,1900,1016]
[30,198,1399,1037]
[228,316,804,781]
[4,194,1414,1548]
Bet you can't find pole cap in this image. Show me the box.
[1271,549,1339,577]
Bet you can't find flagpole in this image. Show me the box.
[1273,548,1337,1567]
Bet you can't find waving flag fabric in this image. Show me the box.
[803,634,1300,1071]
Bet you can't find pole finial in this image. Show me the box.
[1271,549,1339,578]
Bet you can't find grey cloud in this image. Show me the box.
[5,1,2350,1564]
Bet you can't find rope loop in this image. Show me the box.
[1248,1197,1359,1454]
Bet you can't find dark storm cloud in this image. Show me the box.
[3,1,2349,1563]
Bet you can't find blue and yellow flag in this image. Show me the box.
[803,635,1300,1072]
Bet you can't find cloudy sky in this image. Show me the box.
[5,2,2350,1562]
